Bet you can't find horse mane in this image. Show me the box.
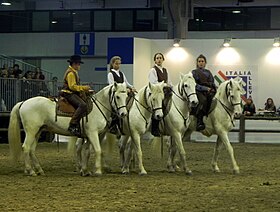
[215,80,229,99]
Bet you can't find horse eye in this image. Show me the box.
[116,96,120,99]
[148,93,152,96]
[184,84,188,88]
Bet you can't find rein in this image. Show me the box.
[216,81,240,127]
[91,85,126,123]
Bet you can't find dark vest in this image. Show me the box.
[154,66,168,83]
[62,68,80,92]
[110,71,124,83]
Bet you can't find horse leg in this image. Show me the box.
[130,133,147,175]
[22,133,37,176]
[75,138,84,172]
[87,132,102,175]
[119,136,129,173]
[29,138,45,176]
[167,137,177,172]
[80,140,92,176]
[218,133,240,174]
[211,136,223,173]
[172,133,192,175]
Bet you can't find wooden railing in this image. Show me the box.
[232,115,280,143]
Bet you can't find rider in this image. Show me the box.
[192,54,216,131]
[148,52,172,137]
[107,56,136,135]
[61,55,91,136]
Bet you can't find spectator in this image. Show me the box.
[243,98,256,116]
[264,98,276,112]
[12,64,23,79]
[33,67,45,80]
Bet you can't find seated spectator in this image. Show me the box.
[0,69,9,78]
[264,98,276,112]
[243,98,256,116]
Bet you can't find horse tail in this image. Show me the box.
[8,102,23,163]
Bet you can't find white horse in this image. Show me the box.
[68,82,166,175]
[171,78,245,174]
[152,72,198,174]
[8,82,128,176]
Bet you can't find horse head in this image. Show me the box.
[111,82,128,118]
[224,78,245,116]
[179,73,199,108]
[147,82,165,120]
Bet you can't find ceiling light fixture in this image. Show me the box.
[173,38,180,47]
[1,0,11,6]
[223,38,232,47]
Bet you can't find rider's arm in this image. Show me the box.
[123,74,134,89]
[107,72,114,85]
[148,68,158,84]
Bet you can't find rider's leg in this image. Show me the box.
[64,93,87,136]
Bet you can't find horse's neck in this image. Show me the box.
[172,83,190,113]
[215,84,233,114]
[135,86,152,117]
[93,86,112,116]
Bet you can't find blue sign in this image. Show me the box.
[75,33,95,55]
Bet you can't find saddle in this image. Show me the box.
[53,94,93,118]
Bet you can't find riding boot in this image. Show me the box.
[196,114,205,131]
[151,118,161,137]
[68,122,81,137]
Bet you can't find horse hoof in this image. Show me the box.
[80,171,91,177]
[37,171,46,176]
[94,172,102,177]
[122,170,130,175]
[139,171,147,176]
[30,172,37,177]
[185,170,193,176]
[213,169,221,173]
[233,169,240,175]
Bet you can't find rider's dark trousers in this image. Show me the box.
[196,91,213,116]
[62,93,87,125]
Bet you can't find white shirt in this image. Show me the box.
[148,64,172,85]
[107,69,133,88]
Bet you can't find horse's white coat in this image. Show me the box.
[8,83,128,176]
[181,78,245,174]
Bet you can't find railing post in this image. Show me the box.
[239,114,245,143]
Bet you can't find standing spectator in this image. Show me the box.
[243,98,256,116]
[264,98,276,112]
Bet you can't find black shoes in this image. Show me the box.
[196,123,205,131]
[196,115,205,131]
[68,123,81,137]
[151,119,161,137]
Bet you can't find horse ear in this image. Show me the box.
[148,82,153,90]
[180,73,184,80]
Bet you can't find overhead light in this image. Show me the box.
[51,20,58,24]
[1,0,11,6]
[173,38,180,47]
[223,38,231,47]
[232,10,241,14]
[273,37,280,47]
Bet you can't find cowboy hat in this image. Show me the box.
[67,55,84,64]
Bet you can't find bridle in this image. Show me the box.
[173,79,196,103]
[109,88,127,112]
[91,84,127,122]
[216,81,242,126]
